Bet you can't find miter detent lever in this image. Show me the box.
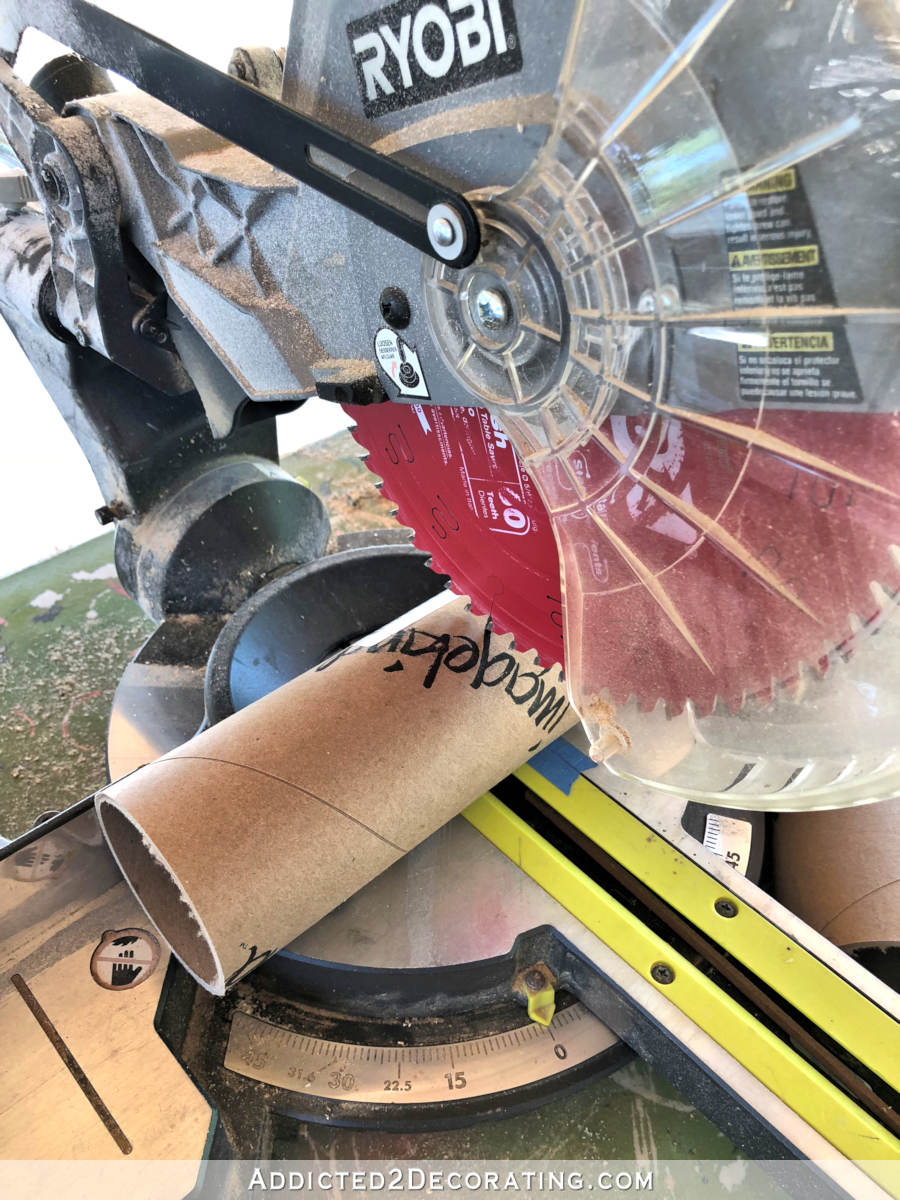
[0,0,480,269]
[513,962,558,1027]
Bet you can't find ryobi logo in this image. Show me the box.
[347,0,522,118]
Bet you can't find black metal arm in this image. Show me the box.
[0,0,480,268]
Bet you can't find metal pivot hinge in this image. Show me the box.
[0,56,188,394]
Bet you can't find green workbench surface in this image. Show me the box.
[0,432,396,838]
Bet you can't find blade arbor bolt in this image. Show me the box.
[475,287,510,330]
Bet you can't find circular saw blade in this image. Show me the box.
[349,400,900,719]
[319,0,900,804]
[347,401,563,666]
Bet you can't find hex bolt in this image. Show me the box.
[523,967,546,993]
[637,286,680,317]
[38,164,67,207]
[379,286,411,330]
[650,962,675,985]
[715,898,738,918]
[138,316,168,345]
[475,287,509,330]
[637,290,656,316]
[227,46,284,95]
[95,501,129,526]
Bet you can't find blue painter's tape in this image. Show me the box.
[527,737,594,795]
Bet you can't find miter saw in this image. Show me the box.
[0,0,898,1193]
[0,0,897,811]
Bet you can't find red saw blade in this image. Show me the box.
[349,403,563,664]
[348,401,900,715]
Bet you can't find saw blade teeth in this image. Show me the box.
[463,588,557,669]
[378,476,400,504]
[345,402,557,669]
[870,580,893,609]
[347,404,900,719]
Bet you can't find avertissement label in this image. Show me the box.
[348,0,523,119]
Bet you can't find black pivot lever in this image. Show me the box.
[0,0,481,269]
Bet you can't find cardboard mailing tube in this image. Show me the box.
[96,595,576,994]
[774,798,900,952]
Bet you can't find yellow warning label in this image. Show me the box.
[729,244,819,271]
[738,332,835,353]
[746,168,797,196]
